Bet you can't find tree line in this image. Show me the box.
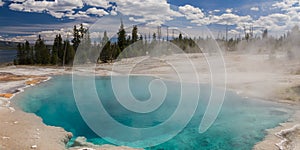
[14,24,86,65]
[17,22,298,65]
[15,22,200,65]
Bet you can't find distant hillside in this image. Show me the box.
[0,40,19,50]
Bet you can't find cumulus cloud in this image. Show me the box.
[83,0,111,8]
[250,7,259,11]
[86,7,109,17]
[177,4,253,28]
[271,0,300,30]
[5,0,300,39]
[225,8,233,13]
[210,13,252,25]
[179,4,205,20]
[177,1,299,36]
[9,0,84,18]
[253,13,290,31]
[8,0,182,25]
[64,11,90,19]
[272,0,299,11]
[113,0,182,26]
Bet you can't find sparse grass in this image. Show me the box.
[294,69,300,75]
[280,86,300,102]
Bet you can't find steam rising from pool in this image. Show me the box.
[14,75,292,149]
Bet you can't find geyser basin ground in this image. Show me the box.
[13,75,293,149]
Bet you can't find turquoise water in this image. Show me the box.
[13,75,292,149]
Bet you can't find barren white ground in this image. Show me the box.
[0,53,299,150]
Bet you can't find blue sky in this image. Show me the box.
[0,0,299,42]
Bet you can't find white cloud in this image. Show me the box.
[0,0,4,7]
[64,11,90,19]
[250,7,259,11]
[112,0,182,25]
[272,0,299,11]
[9,0,26,2]
[210,13,252,25]
[253,13,290,34]
[48,11,65,19]
[83,0,111,8]
[5,0,300,39]
[178,5,208,25]
[9,0,84,18]
[179,5,205,20]
[271,0,300,29]
[176,5,253,28]
[86,7,109,17]
[8,0,182,25]
[225,8,233,13]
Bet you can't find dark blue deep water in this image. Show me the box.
[13,75,292,149]
[0,50,16,63]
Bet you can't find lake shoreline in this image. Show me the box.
[0,53,299,149]
[0,49,17,64]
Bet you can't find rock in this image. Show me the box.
[62,132,73,144]
[31,145,37,149]
[71,137,95,147]
[9,107,15,112]
[2,136,10,140]
[77,148,95,150]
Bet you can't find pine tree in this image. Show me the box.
[79,24,87,38]
[262,29,268,39]
[99,31,110,63]
[72,25,80,51]
[29,46,34,64]
[72,24,88,52]
[34,35,42,64]
[100,40,111,63]
[179,33,183,40]
[63,40,75,65]
[81,30,92,62]
[41,44,50,65]
[152,33,157,41]
[51,35,59,65]
[117,20,127,52]
[34,35,50,64]
[112,43,121,60]
[56,34,63,64]
[16,43,23,65]
[132,25,138,43]
[24,41,31,64]
[139,34,143,41]
[102,31,109,45]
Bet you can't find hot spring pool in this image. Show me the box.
[13,75,293,149]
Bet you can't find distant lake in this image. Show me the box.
[0,50,17,63]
